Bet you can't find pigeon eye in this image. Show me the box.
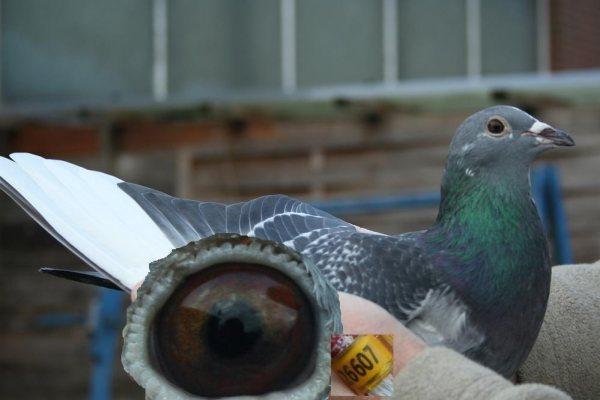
[487,118,506,135]
[122,235,340,400]
[152,262,316,396]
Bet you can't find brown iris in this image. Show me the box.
[152,262,317,397]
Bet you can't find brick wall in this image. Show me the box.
[551,0,600,70]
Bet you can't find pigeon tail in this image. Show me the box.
[0,154,173,289]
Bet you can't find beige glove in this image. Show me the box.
[520,262,600,399]
[393,347,569,400]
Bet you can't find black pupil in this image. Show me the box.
[206,300,262,358]
[488,119,504,134]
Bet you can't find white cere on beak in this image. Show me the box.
[465,168,476,177]
[529,120,552,134]
[527,120,555,145]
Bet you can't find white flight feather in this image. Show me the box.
[1,153,173,289]
[0,156,131,285]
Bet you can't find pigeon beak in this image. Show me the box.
[524,121,575,147]
[537,128,575,147]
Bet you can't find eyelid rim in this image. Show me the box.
[122,234,341,400]
[485,115,510,137]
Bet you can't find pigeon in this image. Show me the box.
[0,105,574,377]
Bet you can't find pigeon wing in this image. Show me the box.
[118,182,363,252]
[0,153,375,289]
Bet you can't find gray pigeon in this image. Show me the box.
[0,105,574,377]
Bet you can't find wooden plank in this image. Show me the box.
[119,120,223,152]
[8,124,100,157]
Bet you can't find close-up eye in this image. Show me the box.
[123,234,341,400]
[153,262,315,396]
[486,118,506,135]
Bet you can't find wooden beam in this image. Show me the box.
[118,121,222,152]
[8,124,100,157]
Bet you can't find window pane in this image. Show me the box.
[297,0,383,87]
[168,0,281,98]
[1,0,152,103]
[397,0,467,79]
[481,0,537,74]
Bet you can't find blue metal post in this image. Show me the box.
[531,167,550,232]
[544,166,574,264]
[89,288,125,400]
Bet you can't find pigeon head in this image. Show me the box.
[448,105,574,176]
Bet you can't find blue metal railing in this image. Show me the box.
[36,164,573,400]
[313,191,441,215]
[314,165,573,265]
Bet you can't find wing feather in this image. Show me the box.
[0,154,173,289]
[0,153,387,290]
[117,183,369,253]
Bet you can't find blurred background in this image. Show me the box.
[0,0,599,398]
